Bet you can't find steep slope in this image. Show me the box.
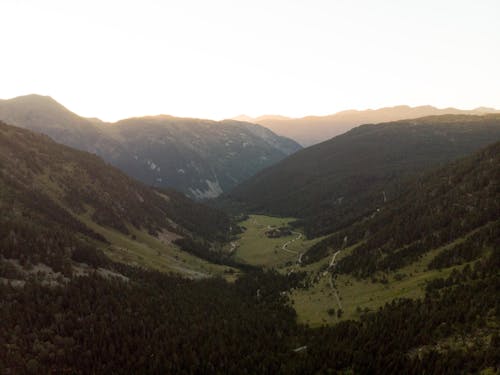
[0,121,232,277]
[0,94,117,153]
[223,140,499,338]
[226,114,500,237]
[106,116,301,199]
[0,95,301,198]
[246,105,500,146]
[303,140,500,270]
[1,122,498,374]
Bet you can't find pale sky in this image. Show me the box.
[1,0,499,121]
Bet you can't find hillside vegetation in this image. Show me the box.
[0,95,301,199]
[290,141,499,327]
[303,140,499,272]
[2,230,498,374]
[0,125,499,374]
[227,114,500,237]
[0,121,232,277]
[222,141,499,330]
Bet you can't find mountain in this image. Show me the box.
[232,114,255,122]
[0,120,235,278]
[1,122,499,374]
[225,114,500,237]
[0,95,301,199]
[303,140,500,269]
[0,94,115,153]
[106,116,301,199]
[244,105,500,146]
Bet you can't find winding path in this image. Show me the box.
[297,252,304,265]
[281,231,307,266]
[281,232,302,254]
[238,217,307,265]
[329,250,341,268]
[329,276,343,310]
[327,250,343,310]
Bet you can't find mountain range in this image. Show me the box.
[0,95,301,199]
[226,114,500,237]
[237,105,500,146]
[1,112,499,373]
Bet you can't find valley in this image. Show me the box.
[1,115,498,374]
[227,114,500,237]
[227,214,323,267]
[2,1,499,372]
[227,214,494,327]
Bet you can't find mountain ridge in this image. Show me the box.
[302,139,500,269]
[1,115,499,374]
[225,114,500,237]
[0,94,302,198]
[0,120,234,277]
[236,105,500,146]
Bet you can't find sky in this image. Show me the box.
[1,0,499,121]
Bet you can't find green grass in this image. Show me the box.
[230,214,324,267]
[290,276,338,326]
[287,231,486,326]
[289,262,467,327]
[78,212,233,278]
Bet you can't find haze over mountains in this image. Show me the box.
[0,95,301,199]
[237,105,500,146]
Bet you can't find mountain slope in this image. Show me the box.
[226,114,500,237]
[247,105,500,146]
[1,125,499,374]
[105,116,301,199]
[0,94,117,153]
[0,121,233,277]
[303,140,500,269]
[0,95,301,198]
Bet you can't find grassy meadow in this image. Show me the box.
[230,214,484,326]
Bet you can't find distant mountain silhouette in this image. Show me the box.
[238,105,500,146]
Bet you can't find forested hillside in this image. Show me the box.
[302,140,500,274]
[226,114,500,237]
[0,121,231,276]
[1,236,498,374]
[0,95,301,198]
[0,124,499,374]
